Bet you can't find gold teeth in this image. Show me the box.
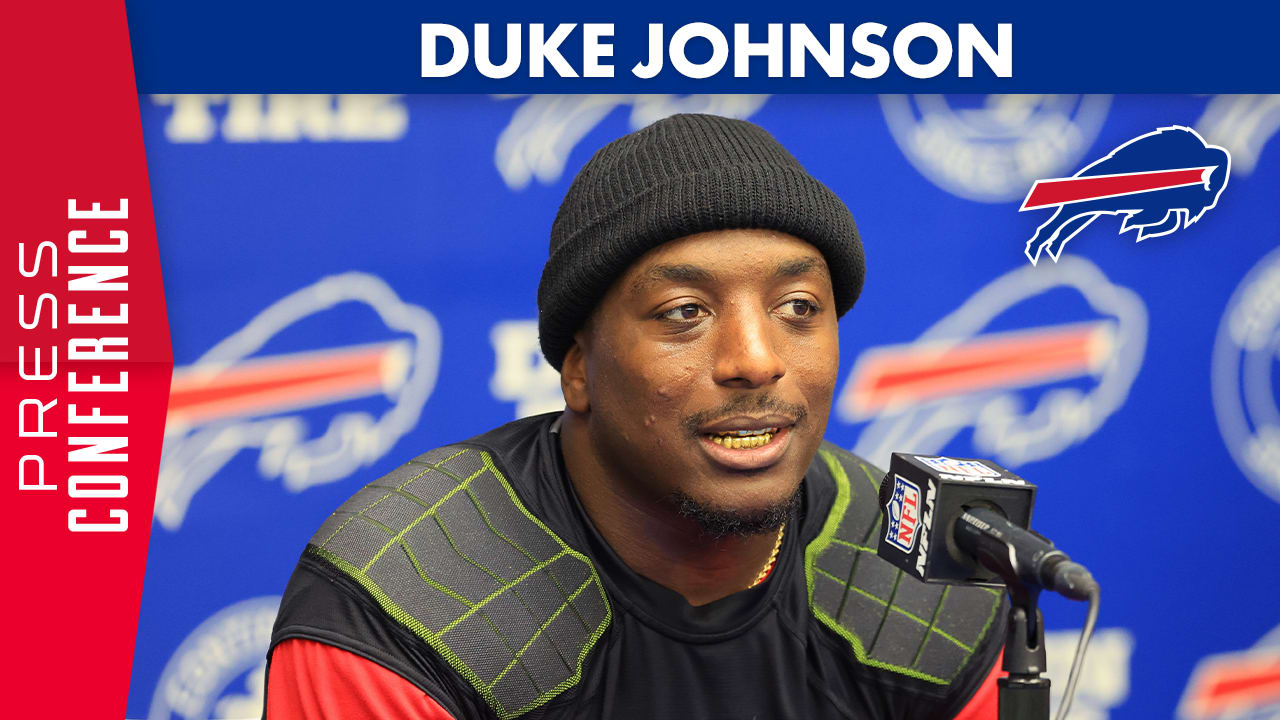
[711,433,774,449]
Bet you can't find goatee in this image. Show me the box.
[669,484,802,539]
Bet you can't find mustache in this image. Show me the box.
[681,394,808,437]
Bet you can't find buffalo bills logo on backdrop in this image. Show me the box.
[1212,246,1280,504]
[1179,624,1280,720]
[493,95,769,189]
[1195,95,1280,176]
[155,273,442,530]
[1022,126,1231,265]
[883,475,922,553]
[1045,628,1135,719]
[147,596,280,720]
[841,257,1147,468]
[880,94,1112,203]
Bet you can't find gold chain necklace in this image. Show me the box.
[749,522,786,588]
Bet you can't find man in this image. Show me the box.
[265,114,1005,719]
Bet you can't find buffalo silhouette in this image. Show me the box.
[1024,126,1230,265]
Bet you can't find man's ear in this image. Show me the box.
[560,334,590,413]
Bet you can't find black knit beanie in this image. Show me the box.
[538,113,865,371]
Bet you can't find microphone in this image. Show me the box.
[954,507,1096,601]
[877,453,1101,720]
[875,453,1095,600]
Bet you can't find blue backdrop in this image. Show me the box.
[130,94,1280,720]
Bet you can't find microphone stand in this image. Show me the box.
[998,577,1051,720]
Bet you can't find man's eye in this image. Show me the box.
[660,303,706,321]
[782,299,820,317]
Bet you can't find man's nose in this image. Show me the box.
[712,309,786,388]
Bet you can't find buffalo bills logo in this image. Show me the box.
[1178,624,1280,720]
[1022,126,1231,265]
[883,475,922,553]
[841,258,1147,469]
[155,273,442,531]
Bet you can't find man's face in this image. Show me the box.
[565,229,841,536]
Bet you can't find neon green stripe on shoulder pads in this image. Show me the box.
[308,445,611,719]
[806,443,1002,685]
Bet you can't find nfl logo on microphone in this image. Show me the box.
[884,475,922,553]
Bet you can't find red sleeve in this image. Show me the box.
[951,653,1003,720]
[267,637,458,720]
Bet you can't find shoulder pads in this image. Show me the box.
[308,444,611,719]
[806,443,1003,685]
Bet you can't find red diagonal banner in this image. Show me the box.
[838,322,1112,420]
[1181,650,1280,719]
[6,1,171,717]
[1020,166,1214,210]
[167,341,407,428]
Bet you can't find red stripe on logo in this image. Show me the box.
[1184,652,1280,718]
[167,342,406,430]
[841,323,1112,419]
[1021,167,1213,210]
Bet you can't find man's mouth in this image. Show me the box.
[705,427,779,450]
[696,416,797,471]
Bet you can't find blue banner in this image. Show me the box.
[126,1,1280,92]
